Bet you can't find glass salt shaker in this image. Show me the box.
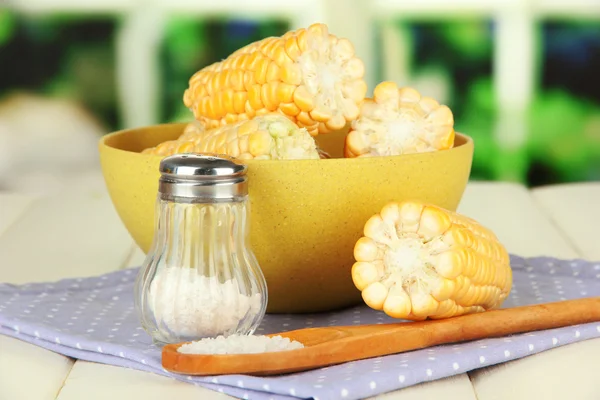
[134,153,268,346]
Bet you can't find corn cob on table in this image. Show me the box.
[352,201,512,320]
[1,172,599,400]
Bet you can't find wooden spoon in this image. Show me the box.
[162,297,600,376]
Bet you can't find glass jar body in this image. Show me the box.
[134,195,267,345]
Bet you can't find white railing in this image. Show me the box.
[11,0,600,178]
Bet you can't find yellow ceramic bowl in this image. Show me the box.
[98,123,473,314]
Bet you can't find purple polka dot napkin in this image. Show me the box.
[1,255,600,400]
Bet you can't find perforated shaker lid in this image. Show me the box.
[158,153,248,201]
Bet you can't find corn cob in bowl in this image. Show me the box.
[345,81,455,158]
[183,23,368,137]
[352,200,512,320]
[141,114,320,160]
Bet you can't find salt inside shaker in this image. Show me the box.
[134,153,268,345]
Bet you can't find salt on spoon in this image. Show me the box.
[177,334,304,355]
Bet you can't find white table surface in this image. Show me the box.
[1,170,599,400]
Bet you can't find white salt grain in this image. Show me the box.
[148,267,262,338]
[177,334,304,355]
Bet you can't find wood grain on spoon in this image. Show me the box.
[162,297,600,376]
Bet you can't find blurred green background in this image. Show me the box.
[0,8,598,187]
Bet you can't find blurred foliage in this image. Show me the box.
[0,11,117,129]
[159,18,211,124]
[0,10,16,46]
[454,78,497,181]
[404,19,496,181]
[0,11,597,187]
[527,90,600,184]
[541,21,600,104]
[397,18,600,187]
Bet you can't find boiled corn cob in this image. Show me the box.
[142,114,320,160]
[183,23,368,137]
[345,81,455,158]
[351,200,512,320]
[178,120,205,141]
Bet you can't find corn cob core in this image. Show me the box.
[183,23,368,137]
[351,200,512,320]
[141,114,320,161]
[345,81,455,158]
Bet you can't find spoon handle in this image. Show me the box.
[320,297,600,355]
[424,296,600,343]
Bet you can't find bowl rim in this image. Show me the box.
[99,122,474,164]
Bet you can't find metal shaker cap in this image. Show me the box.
[158,153,248,201]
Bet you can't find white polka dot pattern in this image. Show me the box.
[0,256,599,400]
